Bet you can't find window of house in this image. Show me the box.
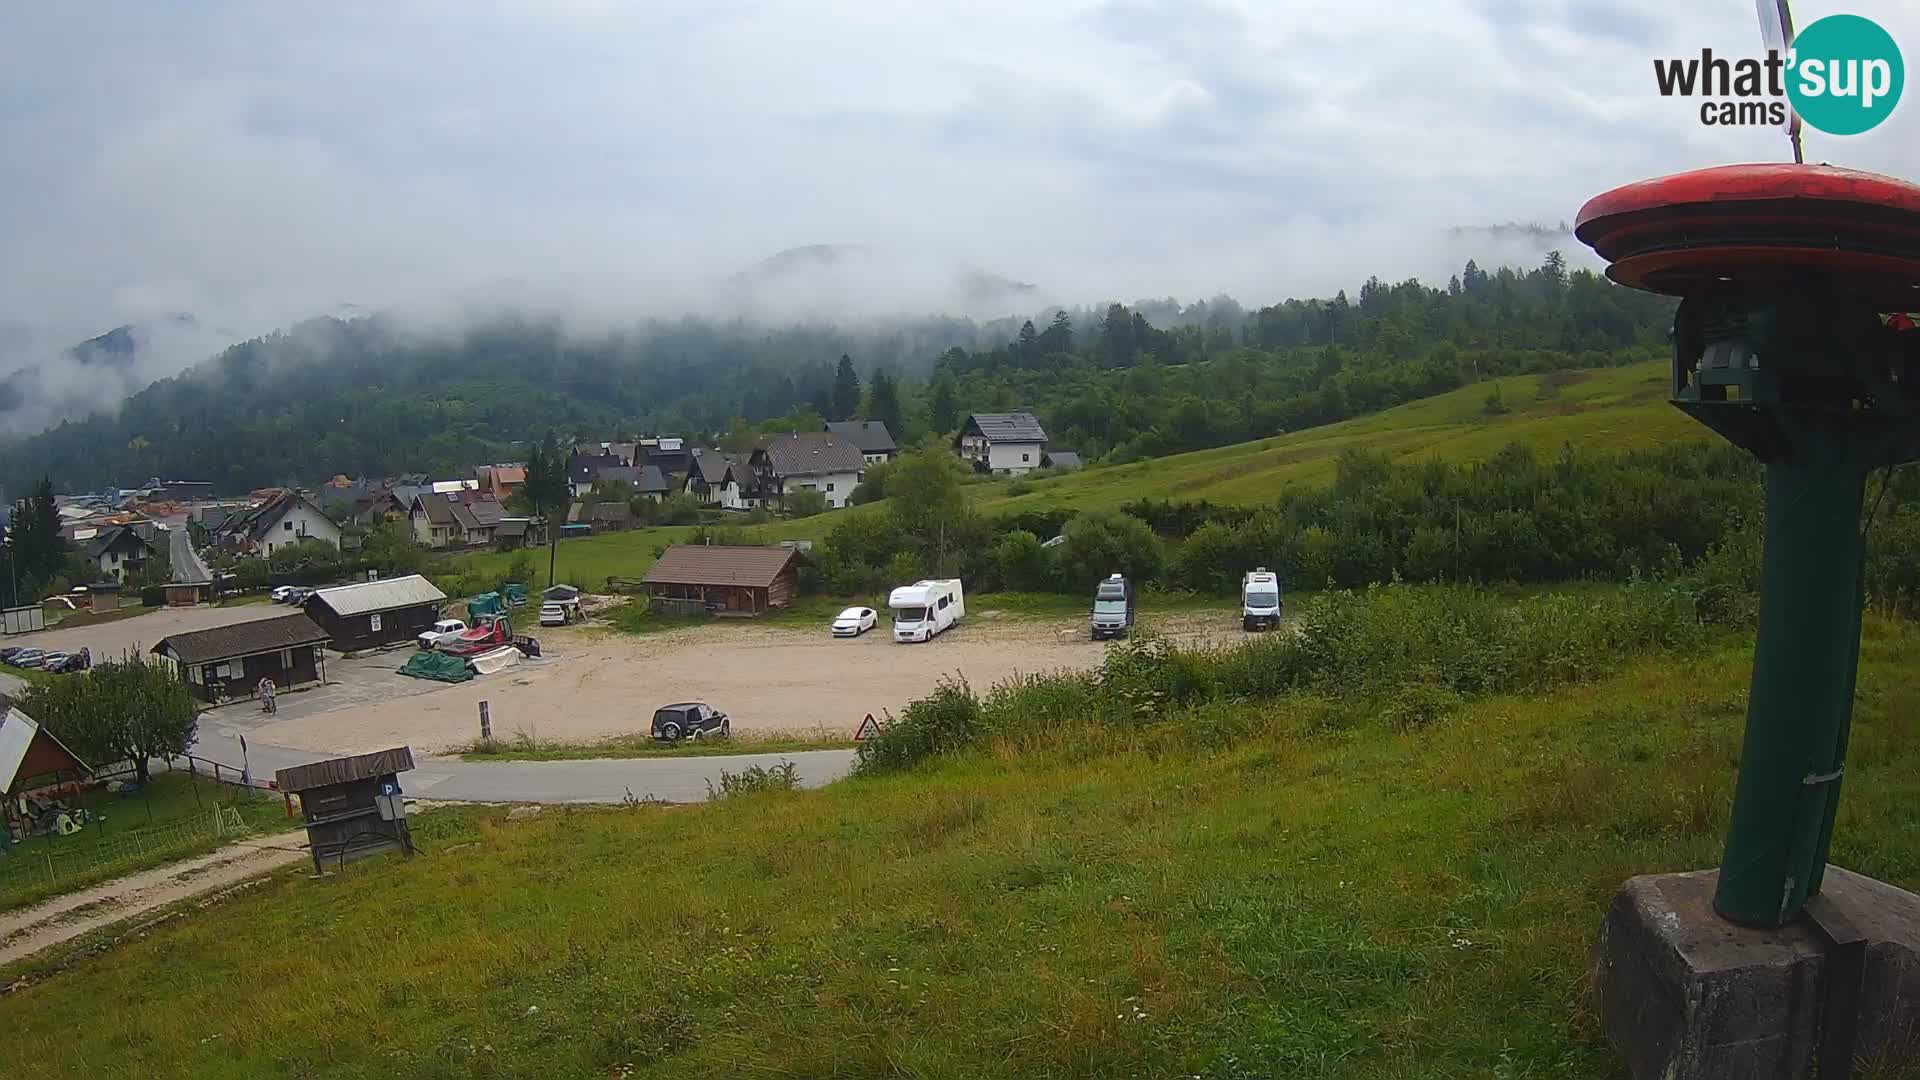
[826,482,835,492]
[284,520,293,531]
[1022,453,1031,462]
[110,552,119,563]
[280,648,294,669]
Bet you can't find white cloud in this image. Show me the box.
[0,0,1913,407]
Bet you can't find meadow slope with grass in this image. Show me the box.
[5,584,1918,1078]
[443,361,1690,593]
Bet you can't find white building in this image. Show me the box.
[750,432,866,509]
[215,490,342,558]
[955,412,1048,476]
[685,450,757,510]
[825,420,898,465]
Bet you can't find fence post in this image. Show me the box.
[43,847,53,883]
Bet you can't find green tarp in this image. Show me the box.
[467,592,505,620]
[397,650,474,683]
[503,584,529,607]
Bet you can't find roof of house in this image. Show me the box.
[275,746,416,794]
[218,489,331,543]
[84,525,145,560]
[413,493,459,526]
[570,453,626,483]
[464,498,504,527]
[1046,450,1085,470]
[389,485,429,510]
[593,465,643,487]
[826,421,898,454]
[962,412,1048,443]
[755,432,867,478]
[0,706,90,793]
[152,612,330,665]
[636,464,671,494]
[448,500,481,532]
[490,465,526,486]
[307,574,447,616]
[642,545,803,589]
[496,518,529,538]
[688,450,734,485]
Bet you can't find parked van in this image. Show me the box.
[1242,568,1283,631]
[890,579,965,643]
[1090,573,1135,640]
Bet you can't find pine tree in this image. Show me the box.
[1016,320,1039,362]
[867,370,904,440]
[831,354,862,422]
[929,373,960,434]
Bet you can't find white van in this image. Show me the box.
[1242,568,1283,631]
[890,579,965,643]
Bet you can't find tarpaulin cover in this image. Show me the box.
[466,592,505,620]
[397,649,474,683]
[503,584,529,607]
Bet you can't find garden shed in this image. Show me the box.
[275,747,417,873]
[151,612,330,704]
[640,544,802,615]
[303,575,447,653]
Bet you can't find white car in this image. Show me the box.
[539,602,569,627]
[271,585,295,603]
[418,618,467,649]
[831,606,878,638]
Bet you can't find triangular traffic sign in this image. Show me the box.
[854,713,882,741]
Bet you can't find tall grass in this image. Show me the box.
[857,579,1711,774]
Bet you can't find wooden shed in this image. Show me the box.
[302,575,447,653]
[0,705,90,802]
[275,747,417,873]
[151,612,331,704]
[640,544,802,616]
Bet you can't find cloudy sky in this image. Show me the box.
[1,0,1916,347]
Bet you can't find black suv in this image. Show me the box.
[651,702,730,742]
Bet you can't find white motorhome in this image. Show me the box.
[1242,568,1283,631]
[889,579,965,643]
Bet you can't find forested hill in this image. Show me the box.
[0,255,1674,494]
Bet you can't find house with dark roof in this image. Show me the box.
[955,412,1049,476]
[409,492,504,548]
[303,574,448,653]
[85,525,150,582]
[641,544,803,615]
[213,490,342,558]
[1043,450,1085,471]
[749,432,868,509]
[825,421,898,464]
[685,449,754,510]
[152,612,332,704]
[568,451,628,495]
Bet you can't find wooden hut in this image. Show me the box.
[640,544,802,616]
[302,575,447,653]
[275,747,417,873]
[151,612,331,704]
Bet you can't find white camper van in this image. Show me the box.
[890,579,965,643]
[1242,568,1283,631]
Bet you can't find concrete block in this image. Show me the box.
[1592,866,1920,1079]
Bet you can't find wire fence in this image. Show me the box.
[0,806,246,892]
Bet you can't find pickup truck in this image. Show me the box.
[418,618,468,649]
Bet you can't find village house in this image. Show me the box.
[84,525,149,583]
[955,412,1049,476]
[825,420,898,464]
[408,492,505,549]
[684,449,755,510]
[214,490,342,557]
[640,544,803,615]
[302,575,447,653]
[483,464,526,502]
[750,432,866,509]
[151,612,331,704]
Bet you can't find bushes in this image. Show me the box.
[856,580,1715,774]
[854,676,986,773]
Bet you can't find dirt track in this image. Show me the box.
[247,609,1243,754]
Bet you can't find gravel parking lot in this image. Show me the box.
[240,608,1245,756]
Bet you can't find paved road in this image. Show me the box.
[16,600,288,663]
[167,526,212,584]
[185,721,857,804]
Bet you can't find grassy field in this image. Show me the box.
[441,361,1692,592]
[0,771,300,912]
[6,615,1919,1078]
[0,661,55,688]
[972,360,1693,515]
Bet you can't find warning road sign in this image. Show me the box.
[854,713,882,740]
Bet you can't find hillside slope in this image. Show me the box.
[444,360,1699,591]
[982,360,1691,514]
[3,619,1916,1078]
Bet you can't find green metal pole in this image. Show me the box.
[1714,458,1868,927]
